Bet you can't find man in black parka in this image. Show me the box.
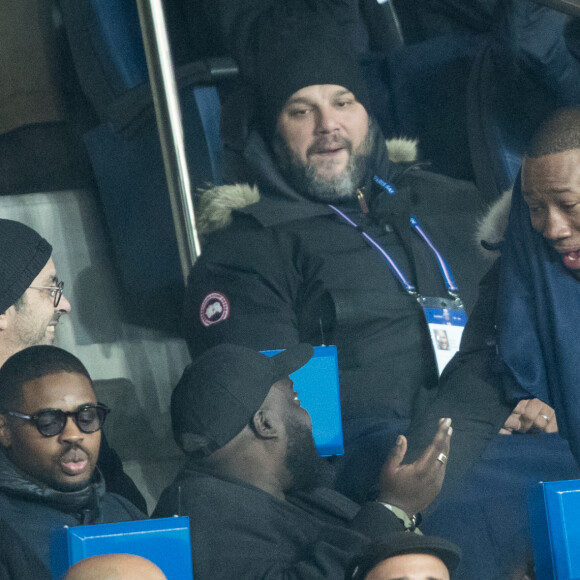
[183,13,488,502]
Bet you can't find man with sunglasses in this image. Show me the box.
[0,345,145,577]
[0,218,147,513]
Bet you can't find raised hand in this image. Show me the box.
[377,418,452,517]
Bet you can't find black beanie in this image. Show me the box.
[0,219,52,314]
[256,19,370,138]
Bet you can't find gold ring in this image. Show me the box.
[437,453,448,465]
[541,414,550,422]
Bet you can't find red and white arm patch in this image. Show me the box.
[200,292,231,327]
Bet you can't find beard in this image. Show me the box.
[272,119,377,203]
[12,296,56,348]
[284,413,334,493]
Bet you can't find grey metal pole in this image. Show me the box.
[135,0,201,283]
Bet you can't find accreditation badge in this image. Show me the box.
[419,296,466,376]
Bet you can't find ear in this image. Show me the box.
[0,310,9,331]
[0,414,12,448]
[251,409,280,440]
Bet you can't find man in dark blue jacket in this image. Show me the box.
[0,345,145,578]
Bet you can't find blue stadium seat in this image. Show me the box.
[58,0,236,331]
[466,43,545,202]
[465,2,580,202]
[385,32,485,181]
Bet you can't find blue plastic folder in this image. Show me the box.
[262,345,343,457]
[528,479,580,579]
[50,516,193,580]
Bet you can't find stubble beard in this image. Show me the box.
[273,120,376,203]
[13,297,55,348]
[283,413,334,493]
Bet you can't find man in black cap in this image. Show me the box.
[183,5,486,505]
[345,533,461,580]
[0,218,147,513]
[0,218,71,367]
[154,343,452,580]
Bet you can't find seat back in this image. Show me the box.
[386,32,485,181]
[59,0,235,331]
[465,2,578,202]
[466,45,533,202]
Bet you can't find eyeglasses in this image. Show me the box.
[1,403,110,438]
[28,280,65,307]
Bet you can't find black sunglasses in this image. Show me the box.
[2,403,110,438]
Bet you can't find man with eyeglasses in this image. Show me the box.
[0,345,146,579]
[0,218,148,514]
[0,218,71,367]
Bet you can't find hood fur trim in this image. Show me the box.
[476,189,512,260]
[197,138,418,235]
[385,137,419,164]
[198,183,260,235]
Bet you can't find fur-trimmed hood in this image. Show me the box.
[475,189,512,260]
[197,137,419,236]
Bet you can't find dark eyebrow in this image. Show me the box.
[284,96,314,108]
[284,89,355,108]
[524,186,575,197]
[333,89,354,98]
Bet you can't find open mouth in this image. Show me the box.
[60,448,90,476]
[560,249,580,270]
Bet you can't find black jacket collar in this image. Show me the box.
[238,127,409,228]
[0,449,105,514]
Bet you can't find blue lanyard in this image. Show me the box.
[328,204,417,294]
[409,216,459,293]
[328,184,460,300]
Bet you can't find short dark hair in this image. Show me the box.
[0,345,92,410]
[526,107,580,158]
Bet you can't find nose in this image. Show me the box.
[58,416,83,443]
[542,210,572,241]
[315,106,340,134]
[57,294,72,313]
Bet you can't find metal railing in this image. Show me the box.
[135,0,201,283]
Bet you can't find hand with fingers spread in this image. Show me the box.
[377,418,452,518]
[499,399,558,435]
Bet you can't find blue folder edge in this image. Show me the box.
[262,345,343,457]
[528,479,580,580]
[50,516,193,580]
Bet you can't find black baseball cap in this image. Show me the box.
[172,343,314,455]
[345,533,462,579]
